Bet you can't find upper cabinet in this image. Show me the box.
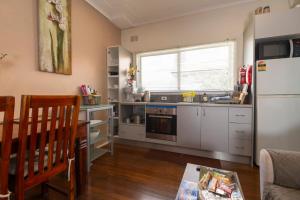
[177,106,201,149]
[255,9,300,39]
[201,107,229,152]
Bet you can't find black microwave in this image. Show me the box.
[256,38,300,60]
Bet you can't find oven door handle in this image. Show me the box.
[148,115,173,119]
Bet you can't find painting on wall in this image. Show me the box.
[38,0,71,75]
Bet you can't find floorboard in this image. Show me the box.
[26,143,260,200]
[80,144,260,200]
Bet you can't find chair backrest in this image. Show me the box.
[0,97,15,200]
[16,95,80,190]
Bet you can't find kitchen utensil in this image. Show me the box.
[124,118,131,124]
[132,115,141,124]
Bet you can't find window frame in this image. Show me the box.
[136,41,236,93]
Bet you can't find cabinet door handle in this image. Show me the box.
[203,108,206,117]
[235,146,245,150]
[149,115,172,119]
[235,114,246,117]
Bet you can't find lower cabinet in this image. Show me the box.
[119,124,145,141]
[228,108,253,156]
[119,104,253,159]
[201,107,229,152]
[177,106,201,149]
[229,138,252,156]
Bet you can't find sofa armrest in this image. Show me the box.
[260,149,274,200]
[266,149,300,189]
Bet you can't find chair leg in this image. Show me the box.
[41,182,49,200]
[15,186,25,200]
[68,162,75,200]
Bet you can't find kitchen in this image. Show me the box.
[104,1,300,167]
[2,0,300,199]
[117,97,253,164]
[103,1,300,198]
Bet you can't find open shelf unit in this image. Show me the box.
[80,105,114,171]
[120,104,146,125]
[107,46,132,136]
[119,104,146,141]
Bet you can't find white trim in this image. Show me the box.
[67,157,75,182]
[0,191,11,199]
[137,41,236,92]
[177,51,181,90]
[136,40,235,56]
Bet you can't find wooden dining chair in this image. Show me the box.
[15,95,80,200]
[0,97,15,200]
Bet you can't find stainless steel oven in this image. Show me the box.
[146,105,177,142]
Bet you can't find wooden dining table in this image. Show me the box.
[0,120,88,197]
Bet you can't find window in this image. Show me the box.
[138,41,235,91]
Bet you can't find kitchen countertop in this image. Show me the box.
[120,101,253,108]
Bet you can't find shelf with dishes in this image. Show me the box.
[120,104,146,126]
[80,104,114,170]
[90,119,108,128]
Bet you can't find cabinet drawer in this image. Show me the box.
[119,124,145,141]
[229,138,251,156]
[229,108,252,124]
[229,123,252,140]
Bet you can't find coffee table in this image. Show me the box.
[176,163,245,200]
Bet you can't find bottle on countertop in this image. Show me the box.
[202,93,208,103]
[143,91,151,102]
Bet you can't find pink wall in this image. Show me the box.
[0,0,121,115]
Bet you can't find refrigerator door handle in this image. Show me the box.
[290,39,294,58]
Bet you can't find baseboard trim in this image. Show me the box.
[115,138,251,165]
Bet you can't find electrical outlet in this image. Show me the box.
[161,96,168,101]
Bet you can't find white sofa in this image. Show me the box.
[260,149,300,200]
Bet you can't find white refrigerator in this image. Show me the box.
[256,57,300,165]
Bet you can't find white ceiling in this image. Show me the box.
[86,0,258,29]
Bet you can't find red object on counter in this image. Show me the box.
[246,65,252,86]
[239,66,247,84]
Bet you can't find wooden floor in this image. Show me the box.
[78,143,260,200]
[28,143,260,199]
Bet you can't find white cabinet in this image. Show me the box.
[255,9,300,39]
[229,108,252,124]
[119,124,145,141]
[229,123,252,140]
[177,106,201,149]
[201,107,228,152]
[229,138,252,156]
[229,123,252,156]
[228,108,253,157]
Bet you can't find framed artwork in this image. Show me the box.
[38,0,71,75]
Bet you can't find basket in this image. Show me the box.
[82,95,101,105]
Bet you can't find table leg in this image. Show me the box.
[85,111,91,172]
[75,124,88,196]
[110,108,114,155]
